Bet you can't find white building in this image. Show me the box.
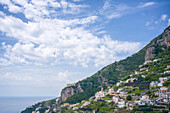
[138,95,153,106]
[73,107,79,110]
[153,59,161,62]
[112,96,119,103]
[117,88,123,93]
[141,75,146,78]
[150,81,158,87]
[164,71,170,74]
[117,100,126,108]
[143,60,152,65]
[141,95,149,100]
[81,101,91,108]
[108,88,115,94]
[95,87,107,100]
[159,77,169,83]
[157,82,163,87]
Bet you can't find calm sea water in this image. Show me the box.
[0,97,55,113]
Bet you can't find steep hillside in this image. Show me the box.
[22,26,170,113]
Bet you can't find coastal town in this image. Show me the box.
[31,58,170,113]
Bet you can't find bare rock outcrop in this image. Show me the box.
[56,83,84,105]
[145,26,170,62]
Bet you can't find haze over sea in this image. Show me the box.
[0,97,55,113]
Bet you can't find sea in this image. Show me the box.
[0,96,55,113]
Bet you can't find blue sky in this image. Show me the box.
[0,0,169,97]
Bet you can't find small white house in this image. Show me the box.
[117,100,126,108]
[141,75,146,78]
[159,77,168,83]
[157,82,163,87]
[150,81,158,87]
[73,107,79,110]
[112,96,119,103]
[117,88,123,93]
[164,71,170,74]
[108,88,115,94]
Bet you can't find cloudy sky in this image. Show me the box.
[0,0,169,97]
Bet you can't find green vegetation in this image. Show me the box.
[86,101,115,112]
[126,95,132,101]
[102,95,113,100]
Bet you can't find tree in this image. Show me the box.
[126,95,132,101]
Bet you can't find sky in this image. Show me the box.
[0,0,169,97]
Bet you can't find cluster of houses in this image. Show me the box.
[57,58,170,112]
[116,77,138,87]
[60,81,169,112]
[150,76,170,87]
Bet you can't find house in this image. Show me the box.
[141,75,146,78]
[126,101,136,110]
[69,103,79,108]
[117,88,123,93]
[137,100,145,106]
[130,77,137,82]
[63,103,70,107]
[142,95,149,100]
[130,74,133,77]
[108,88,115,94]
[119,91,127,98]
[73,107,79,110]
[140,68,147,71]
[112,96,119,103]
[157,82,163,87]
[164,71,170,74]
[116,82,121,86]
[81,101,91,108]
[143,60,152,65]
[153,59,161,62]
[166,65,170,69]
[159,77,169,83]
[67,83,76,87]
[81,100,85,103]
[155,86,169,98]
[95,87,107,100]
[116,81,123,86]
[117,100,126,108]
[150,81,158,87]
[138,95,153,106]
[139,65,143,68]
[134,71,140,75]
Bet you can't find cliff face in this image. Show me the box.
[145,26,170,62]
[56,83,84,105]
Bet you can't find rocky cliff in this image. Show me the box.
[56,83,84,105]
[145,26,170,62]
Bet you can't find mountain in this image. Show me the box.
[21,26,170,113]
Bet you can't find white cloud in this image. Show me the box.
[99,0,129,19]
[168,19,170,26]
[73,0,82,2]
[0,0,23,13]
[0,71,70,87]
[138,2,156,8]
[160,14,167,21]
[0,72,33,81]
[0,0,141,68]
[145,21,150,26]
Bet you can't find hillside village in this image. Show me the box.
[29,55,170,113]
[52,58,170,113]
